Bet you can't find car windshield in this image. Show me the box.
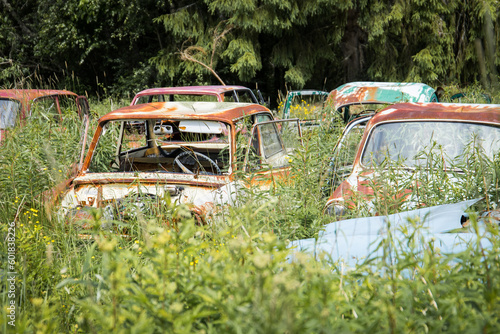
[135,94,218,104]
[361,121,500,167]
[285,94,327,119]
[340,103,389,116]
[0,99,21,129]
[57,95,80,115]
[88,119,231,175]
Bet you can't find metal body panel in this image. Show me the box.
[131,85,259,105]
[100,101,269,124]
[290,199,494,267]
[60,175,238,217]
[328,82,438,110]
[58,101,296,225]
[326,102,500,212]
[0,89,79,104]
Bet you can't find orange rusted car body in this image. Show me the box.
[0,89,90,142]
[58,101,300,228]
[325,102,500,217]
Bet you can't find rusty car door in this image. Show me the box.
[244,119,302,188]
[77,96,90,118]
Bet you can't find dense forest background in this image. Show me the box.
[1,0,499,106]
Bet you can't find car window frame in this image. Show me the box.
[244,118,302,172]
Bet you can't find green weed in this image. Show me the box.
[1,97,499,333]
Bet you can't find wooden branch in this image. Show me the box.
[0,59,14,66]
[211,22,233,68]
[180,47,225,85]
[1,0,34,37]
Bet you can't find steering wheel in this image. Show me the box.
[173,151,222,175]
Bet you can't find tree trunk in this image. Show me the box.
[341,10,365,82]
[474,38,489,90]
[483,10,499,92]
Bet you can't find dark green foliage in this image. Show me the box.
[153,0,347,102]
[1,0,171,95]
[2,0,500,101]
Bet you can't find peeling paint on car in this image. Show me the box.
[0,89,90,142]
[328,82,438,110]
[56,101,301,232]
[325,102,500,217]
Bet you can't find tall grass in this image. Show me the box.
[1,97,500,333]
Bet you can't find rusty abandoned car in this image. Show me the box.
[290,102,500,266]
[57,101,301,230]
[281,89,329,119]
[325,102,500,217]
[0,89,90,142]
[327,81,439,123]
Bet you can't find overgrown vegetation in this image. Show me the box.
[1,95,500,333]
[334,131,500,220]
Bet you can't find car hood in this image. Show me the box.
[60,171,238,218]
[290,198,491,267]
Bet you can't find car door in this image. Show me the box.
[243,119,302,188]
[77,96,90,118]
[325,115,372,194]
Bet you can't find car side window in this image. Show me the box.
[236,90,256,103]
[255,114,272,123]
[235,115,300,171]
[31,97,61,122]
[0,99,20,129]
[57,95,80,117]
[258,123,283,159]
[329,118,368,188]
[249,119,302,170]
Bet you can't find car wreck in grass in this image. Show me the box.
[325,102,500,218]
[281,90,329,120]
[57,101,301,232]
[327,81,439,123]
[0,89,90,142]
[131,85,263,105]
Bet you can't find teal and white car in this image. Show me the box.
[281,90,329,120]
[327,81,439,123]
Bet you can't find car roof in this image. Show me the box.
[370,102,500,126]
[328,82,437,109]
[99,101,271,124]
[133,85,252,97]
[286,90,329,96]
[0,89,78,102]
